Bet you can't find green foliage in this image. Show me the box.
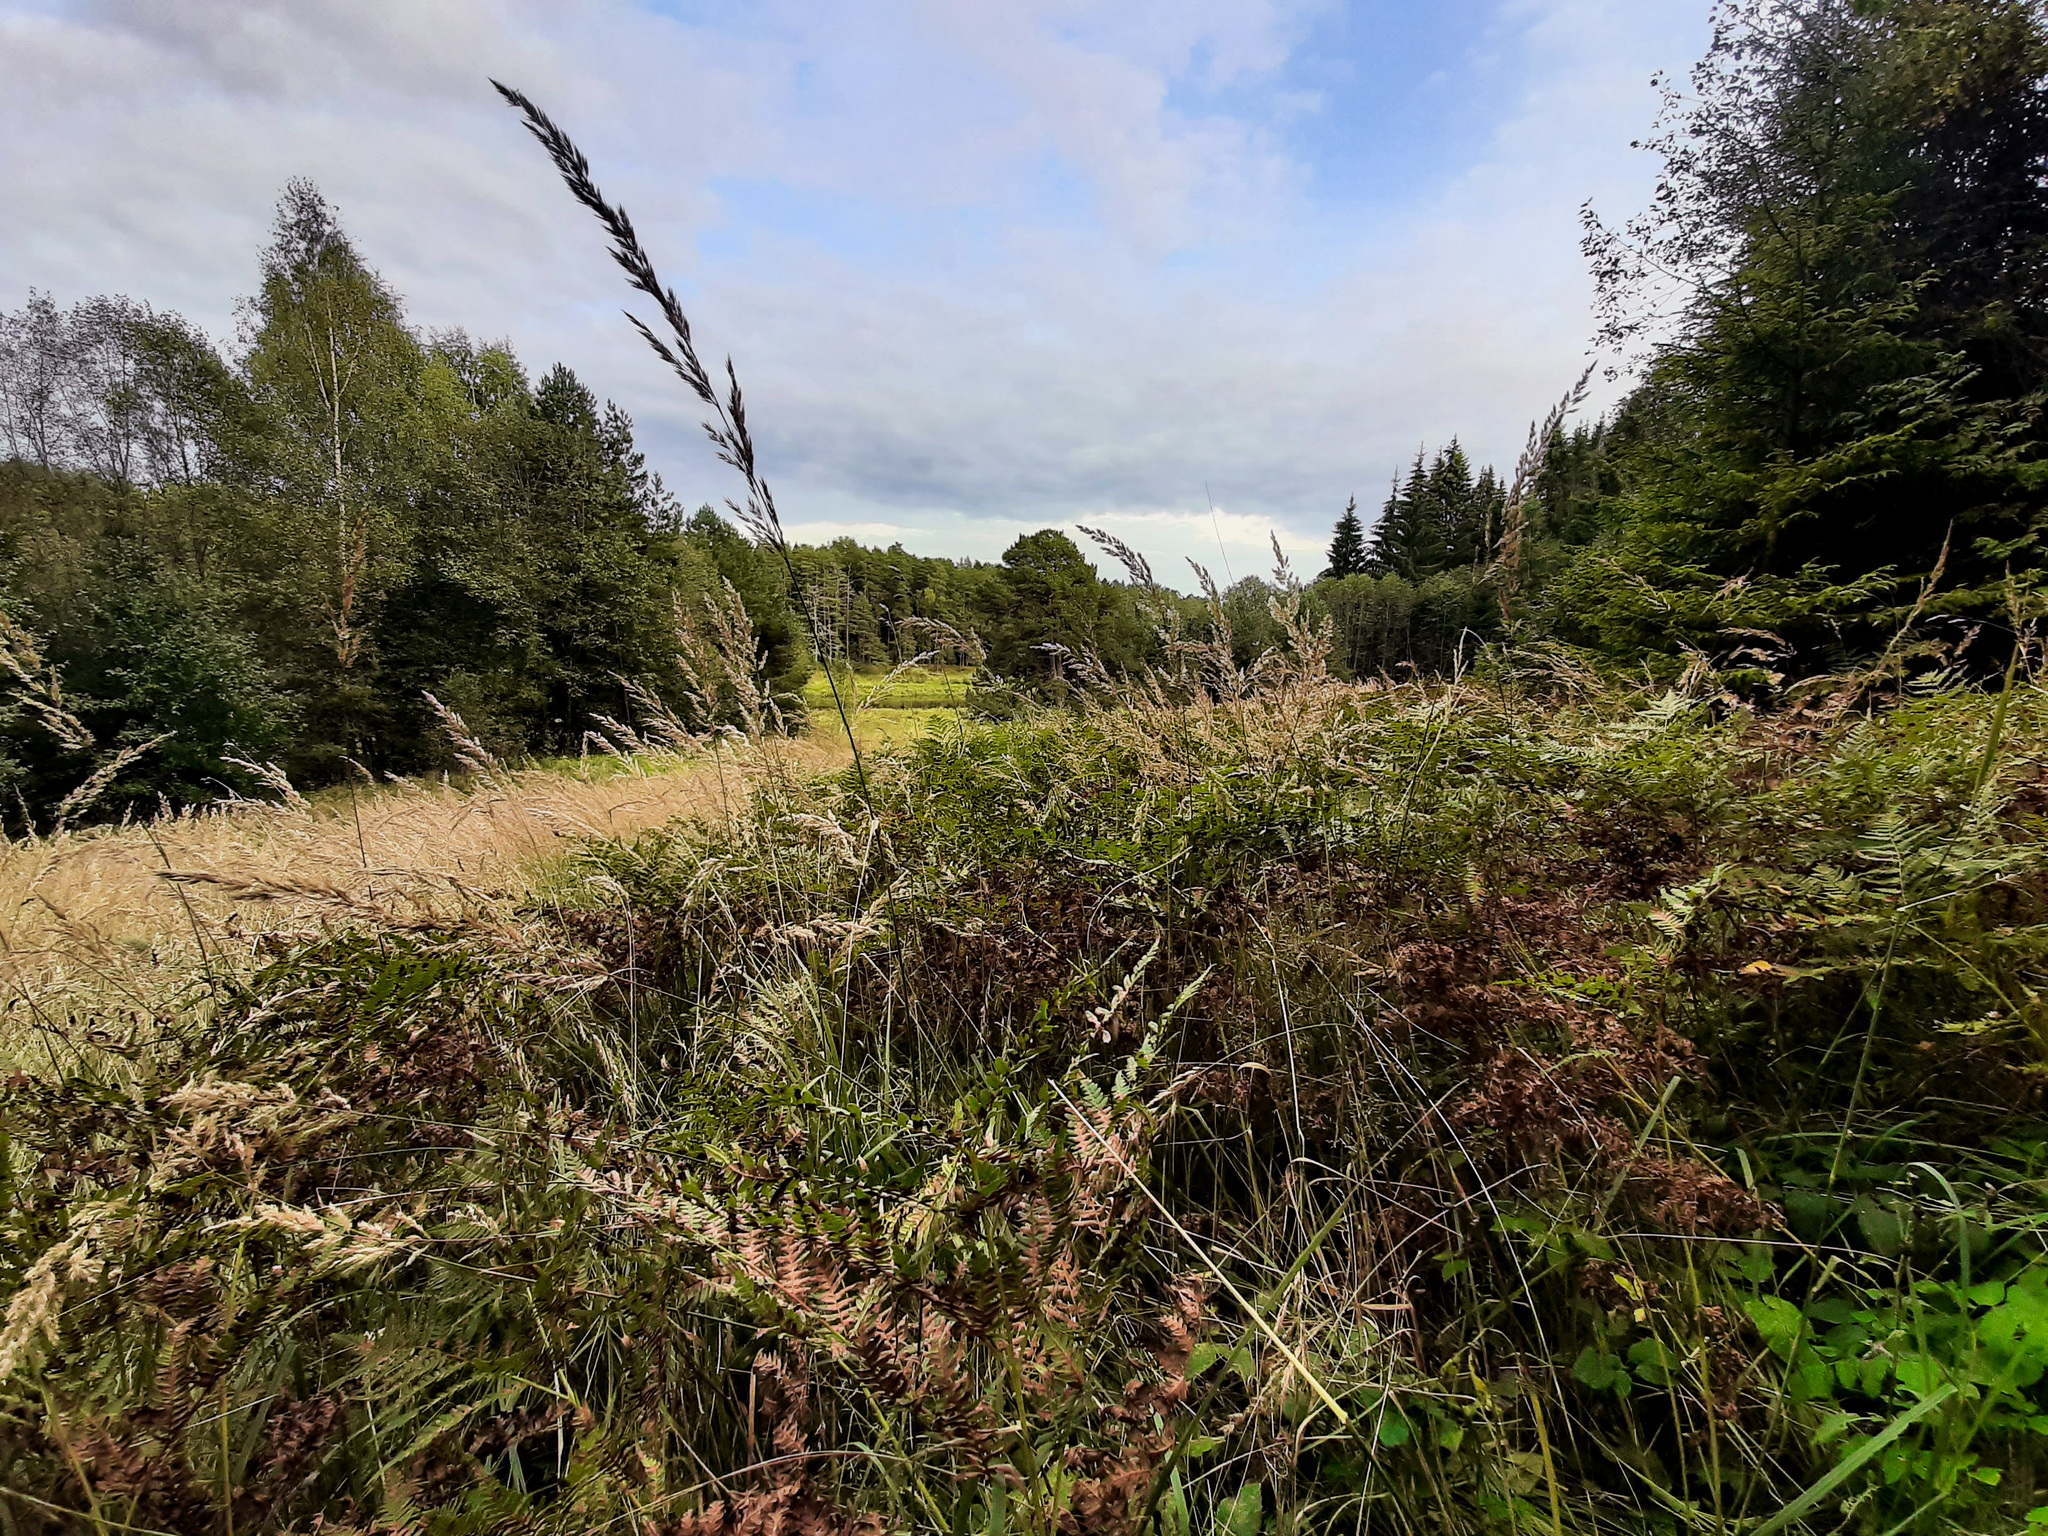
[1368,443,1503,583]
[1568,0,2048,665]
[683,504,812,705]
[0,186,813,816]
[1317,566,1498,678]
[788,536,995,669]
[19,19,2048,1522]
[975,529,1156,691]
[1324,497,1368,580]
[10,666,2048,1532]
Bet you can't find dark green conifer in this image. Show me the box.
[1426,442,1476,569]
[1467,466,1506,565]
[1324,496,1368,578]
[1369,452,1428,579]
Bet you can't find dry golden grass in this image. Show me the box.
[0,739,846,1053]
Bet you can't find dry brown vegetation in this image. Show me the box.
[0,739,846,1053]
[6,651,2048,1535]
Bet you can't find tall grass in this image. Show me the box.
[0,735,842,1070]
[492,81,872,795]
[5,636,2046,1534]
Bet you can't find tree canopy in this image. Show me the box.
[0,186,807,824]
[1562,0,2048,665]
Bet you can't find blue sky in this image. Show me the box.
[0,0,1712,580]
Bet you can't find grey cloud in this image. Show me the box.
[79,0,536,100]
[3,0,1707,580]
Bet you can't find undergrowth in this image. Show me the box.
[5,661,2048,1535]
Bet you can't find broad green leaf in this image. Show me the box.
[1746,1295,1805,1361]
[1627,1338,1672,1386]
[1788,1350,1832,1403]
[1892,1353,1945,1399]
[1573,1347,1632,1395]
[1215,1483,1263,1536]
[1748,1386,1957,1536]
[1734,1245,1775,1284]
[1853,1195,1908,1257]
[1188,1343,1255,1383]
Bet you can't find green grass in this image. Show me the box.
[841,704,961,753]
[7,666,2048,1534]
[802,662,976,711]
[800,663,971,754]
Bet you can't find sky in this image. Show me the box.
[0,0,1712,582]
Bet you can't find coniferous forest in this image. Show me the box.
[12,4,2048,1535]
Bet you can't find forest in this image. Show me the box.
[0,191,1603,824]
[8,2,2048,1534]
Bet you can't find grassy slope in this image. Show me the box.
[4,673,2048,1534]
[0,740,842,1062]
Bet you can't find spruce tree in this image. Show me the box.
[1369,452,1431,578]
[1324,496,1367,578]
[1425,443,1476,571]
[1368,444,1511,579]
[1573,0,2048,657]
[1469,466,1505,565]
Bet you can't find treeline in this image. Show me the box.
[790,427,1554,696]
[1517,0,2048,675]
[7,0,2047,818]
[1287,0,2048,685]
[0,182,811,823]
[790,528,1161,680]
[0,179,1233,821]
[786,437,1519,689]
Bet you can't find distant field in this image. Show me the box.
[840,703,963,752]
[798,663,972,752]
[801,662,975,711]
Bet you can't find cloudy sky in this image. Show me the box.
[1,0,1709,580]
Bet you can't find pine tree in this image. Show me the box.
[1324,496,1367,578]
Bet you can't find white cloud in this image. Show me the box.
[0,0,1710,582]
